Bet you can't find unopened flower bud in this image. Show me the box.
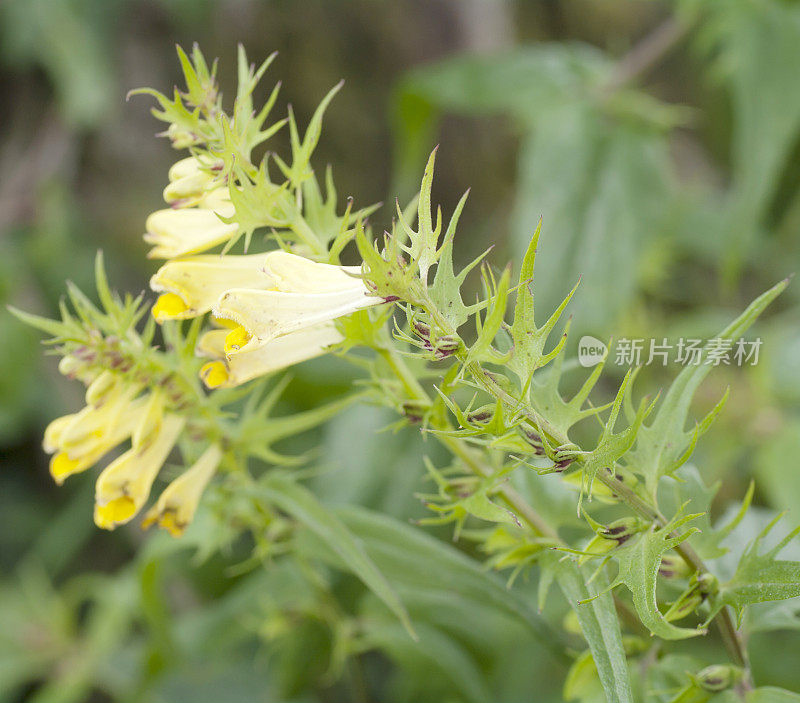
[413,320,431,340]
[466,407,493,424]
[165,123,201,149]
[58,355,83,378]
[432,336,461,359]
[695,572,719,596]
[696,665,740,692]
[665,591,704,621]
[599,517,643,544]
[85,371,119,408]
[400,400,429,424]
[658,553,691,579]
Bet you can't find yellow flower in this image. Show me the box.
[144,156,238,259]
[142,444,223,536]
[44,381,148,485]
[211,251,379,353]
[198,322,343,388]
[162,156,217,207]
[94,414,186,530]
[150,253,276,322]
[144,201,238,260]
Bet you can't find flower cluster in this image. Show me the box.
[149,204,383,388]
[22,47,388,540]
[43,366,221,534]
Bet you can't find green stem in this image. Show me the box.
[377,347,558,540]
[416,290,752,678]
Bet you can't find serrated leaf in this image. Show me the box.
[510,219,578,381]
[427,190,478,329]
[714,515,800,623]
[608,513,706,640]
[577,369,654,506]
[627,279,788,498]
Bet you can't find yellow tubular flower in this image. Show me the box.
[131,390,164,452]
[263,251,363,294]
[163,157,215,207]
[150,254,277,322]
[142,444,223,536]
[94,414,186,530]
[45,397,148,484]
[168,156,203,182]
[213,286,378,351]
[144,201,238,259]
[198,322,344,388]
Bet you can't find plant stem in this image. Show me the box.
[416,291,752,678]
[377,347,558,540]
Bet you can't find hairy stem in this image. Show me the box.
[377,346,558,540]
[414,290,752,678]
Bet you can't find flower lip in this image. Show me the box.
[149,254,276,321]
[93,414,186,530]
[144,204,238,259]
[198,322,343,388]
[212,286,379,353]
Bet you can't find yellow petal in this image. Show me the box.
[50,452,86,485]
[213,286,379,349]
[94,497,137,529]
[200,361,230,389]
[163,170,214,207]
[196,329,227,358]
[142,444,222,537]
[224,325,252,353]
[264,251,363,294]
[149,254,275,321]
[144,205,238,259]
[43,414,77,453]
[59,389,133,449]
[152,292,190,321]
[132,391,164,452]
[94,415,185,530]
[47,397,149,484]
[200,322,343,388]
[168,156,202,182]
[85,370,120,407]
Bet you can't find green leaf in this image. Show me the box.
[608,513,706,640]
[747,688,800,703]
[627,278,789,497]
[715,515,800,623]
[554,558,634,703]
[363,622,493,703]
[660,465,753,561]
[510,111,675,334]
[689,0,800,279]
[334,505,567,663]
[254,475,415,638]
[427,190,480,330]
[577,369,654,506]
[395,44,676,332]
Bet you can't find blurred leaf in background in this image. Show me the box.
[1,1,800,701]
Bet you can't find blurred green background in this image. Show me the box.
[1,1,799,701]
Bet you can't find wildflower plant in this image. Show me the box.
[12,45,800,702]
